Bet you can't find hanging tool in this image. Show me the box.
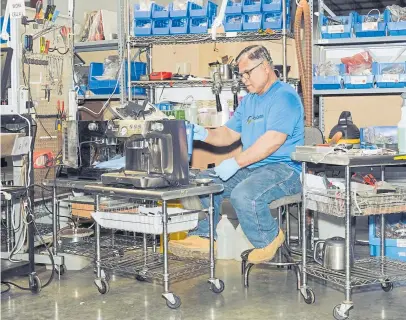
[24,35,33,52]
[61,101,66,120]
[231,66,240,111]
[35,0,44,22]
[43,85,51,102]
[55,100,62,131]
[60,26,69,46]
[39,36,46,53]
[45,40,50,54]
[212,71,223,112]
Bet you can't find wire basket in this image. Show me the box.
[305,187,406,217]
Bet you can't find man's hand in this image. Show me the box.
[214,158,240,181]
[193,124,208,141]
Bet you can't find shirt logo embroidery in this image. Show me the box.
[246,115,264,124]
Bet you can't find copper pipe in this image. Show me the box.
[294,0,313,127]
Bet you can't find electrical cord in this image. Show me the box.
[1,283,11,294]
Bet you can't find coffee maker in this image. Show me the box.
[101,119,189,188]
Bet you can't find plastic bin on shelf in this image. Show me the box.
[190,1,218,18]
[152,4,169,18]
[133,3,153,18]
[319,13,354,39]
[369,214,406,262]
[243,13,262,30]
[261,0,282,13]
[226,0,243,14]
[353,10,389,38]
[88,61,147,95]
[387,14,406,36]
[133,19,152,36]
[170,17,189,34]
[262,12,283,30]
[0,16,10,43]
[224,14,243,31]
[373,62,406,88]
[169,2,191,17]
[190,17,209,34]
[152,19,170,35]
[243,0,262,13]
[343,74,374,89]
[313,64,345,90]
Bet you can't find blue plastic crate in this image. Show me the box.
[133,19,152,36]
[319,13,354,39]
[152,19,170,35]
[313,64,345,90]
[134,3,152,18]
[170,18,189,34]
[224,14,243,31]
[373,62,406,88]
[88,61,147,95]
[353,10,389,38]
[243,0,262,13]
[262,12,283,30]
[0,16,10,43]
[262,0,282,13]
[169,2,191,18]
[369,214,406,262]
[387,13,406,36]
[243,13,262,30]
[190,1,218,18]
[226,0,243,14]
[190,17,209,34]
[343,74,374,89]
[152,4,169,19]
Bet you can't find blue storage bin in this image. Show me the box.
[243,13,262,30]
[190,1,218,18]
[387,13,406,36]
[0,16,10,43]
[134,19,152,36]
[190,17,209,34]
[88,61,147,95]
[369,214,406,262]
[313,64,345,90]
[319,13,354,39]
[169,2,191,17]
[343,74,374,89]
[226,0,243,14]
[353,10,389,38]
[262,0,282,13]
[243,0,262,13]
[373,62,406,88]
[152,19,170,35]
[170,18,189,34]
[152,4,169,18]
[224,14,243,31]
[134,3,152,18]
[262,12,283,30]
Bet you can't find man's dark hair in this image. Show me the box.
[235,45,273,65]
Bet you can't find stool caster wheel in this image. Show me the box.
[163,293,181,309]
[55,264,66,275]
[95,278,109,294]
[381,280,393,292]
[302,288,315,304]
[333,304,349,320]
[209,279,225,294]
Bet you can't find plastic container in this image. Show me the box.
[190,1,218,18]
[243,13,262,30]
[224,14,243,31]
[313,63,345,90]
[133,19,152,36]
[88,61,147,95]
[373,62,406,89]
[190,17,209,33]
[387,13,406,36]
[225,0,243,14]
[353,10,389,38]
[262,0,283,13]
[242,0,262,13]
[398,97,406,154]
[152,4,170,19]
[152,19,170,35]
[216,215,237,260]
[134,3,153,18]
[319,13,354,39]
[169,2,191,18]
[369,214,406,262]
[185,102,198,123]
[92,206,198,235]
[342,74,374,89]
[234,224,254,261]
[262,12,283,30]
[0,16,10,43]
[170,17,189,34]
[185,122,194,161]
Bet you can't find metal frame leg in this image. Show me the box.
[52,186,58,256]
[380,166,386,269]
[297,204,302,248]
[277,207,283,263]
[286,205,290,247]
[95,195,101,279]
[162,200,170,293]
[300,162,307,290]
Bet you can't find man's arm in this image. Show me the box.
[235,130,287,167]
[204,126,241,147]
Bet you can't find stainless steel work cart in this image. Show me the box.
[291,151,406,320]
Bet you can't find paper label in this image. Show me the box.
[362,22,378,31]
[9,0,26,19]
[381,74,399,83]
[397,239,406,248]
[225,32,238,38]
[350,76,368,85]
[327,25,345,34]
[399,252,406,257]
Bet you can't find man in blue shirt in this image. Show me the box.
[169,45,304,264]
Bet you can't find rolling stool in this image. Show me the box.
[241,194,302,289]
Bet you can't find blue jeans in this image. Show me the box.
[189,163,301,248]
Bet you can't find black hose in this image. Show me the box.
[215,94,222,112]
[233,94,238,111]
[1,283,11,294]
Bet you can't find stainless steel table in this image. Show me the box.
[291,151,406,320]
[44,179,224,309]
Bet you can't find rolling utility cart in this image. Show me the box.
[291,150,406,320]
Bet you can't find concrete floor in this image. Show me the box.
[1,260,405,320]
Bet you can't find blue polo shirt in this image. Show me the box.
[225,80,304,172]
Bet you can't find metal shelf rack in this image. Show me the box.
[315,36,406,46]
[313,88,406,96]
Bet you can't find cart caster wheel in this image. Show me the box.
[55,265,66,276]
[303,288,315,304]
[210,279,225,294]
[333,305,349,320]
[381,280,393,292]
[95,279,109,294]
[30,275,42,294]
[136,275,146,282]
[166,294,181,309]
